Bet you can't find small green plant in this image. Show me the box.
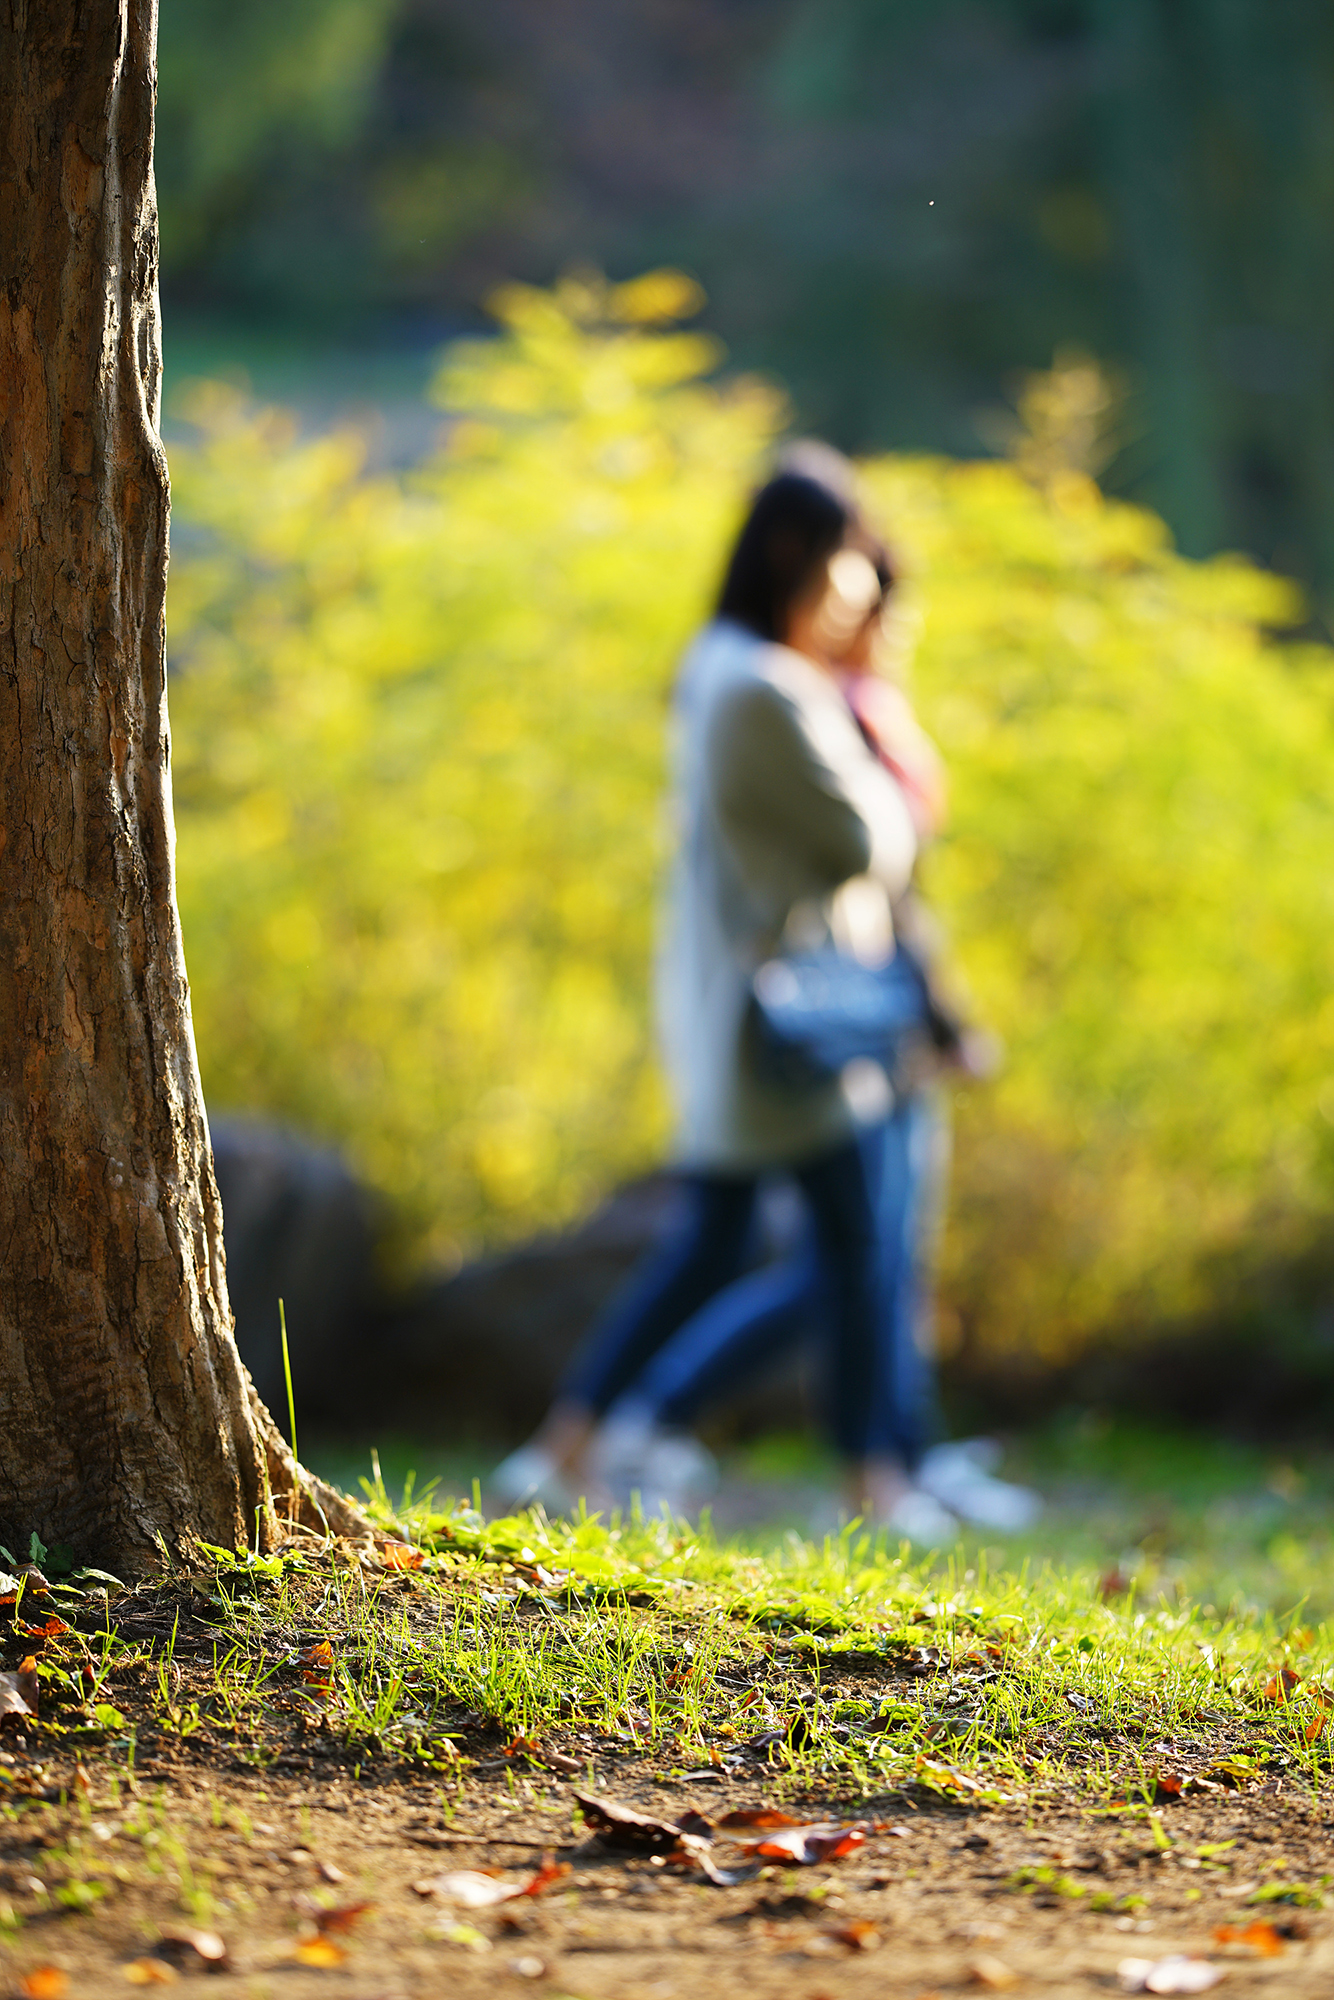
[279,1296,298,1469]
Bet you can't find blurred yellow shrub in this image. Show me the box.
[167,273,1334,1359]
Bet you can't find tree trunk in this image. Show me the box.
[0,0,363,1573]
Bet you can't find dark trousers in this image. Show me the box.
[558,1134,920,1462]
[635,1098,937,1464]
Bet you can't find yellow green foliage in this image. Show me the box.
[166,275,1334,1356]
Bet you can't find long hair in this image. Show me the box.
[715,473,852,642]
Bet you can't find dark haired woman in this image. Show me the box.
[493,473,954,1540]
[588,557,1039,1533]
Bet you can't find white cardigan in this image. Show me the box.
[656,619,918,1171]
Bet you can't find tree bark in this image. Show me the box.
[0,0,364,1573]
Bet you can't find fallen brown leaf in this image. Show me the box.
[1213,1921,1283,1958]
[715,1807,799,1830]
[516,1855,570,1898]
[573,1791,692,1852]
[123,1960,177,1985]
[377,1540,424,1570]
[1264,1667,1301,1703]
[830,1920,880,1952]
[316,1901,374,1935]
[19,1971,67,2000]
[414,1858,565,1908]
[0,1664,35,1719]
[736,1821,868,1864]
[293,1938,346,1968]
[17,1616,70,1640]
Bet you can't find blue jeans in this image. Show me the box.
[560,1139,885,1457]
[604,1095,942,1465]
[560,1112,936,1456]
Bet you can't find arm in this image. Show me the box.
[709,673,916,906]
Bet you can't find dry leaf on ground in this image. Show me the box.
[0,1673,34,1719]
[504,1734,581,1775]
[715,1807,799,1831]
[19,1971,67,2000]
[830,1920,880,1952]
[573,1792,693,1852]
[1213,1921,1284,1957]
[732,1821,869,1864]
[1264,1667,1301,1703]
[0,1655,39,1718]
[315,1901,374,1935]
[376,1540,424,1570]
[414,1858,567,1907]
[123,1960,177,1985]
[293,1937,346,1968]
[1118,1956,1225,1993]
[516,1856,570,1897]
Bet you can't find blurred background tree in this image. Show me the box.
[166,279,1334,1377]
[158,0,1334,598]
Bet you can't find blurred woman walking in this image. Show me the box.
[584,518,1037,1534]
[494,469,954,1539]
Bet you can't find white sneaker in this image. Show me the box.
[593,1408,718,1516]
[489,1445,575,1516]
[879,1485,959,1548]
[919,1437,1003,1481]
[917,1451,1042,1531]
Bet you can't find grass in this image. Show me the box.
[16,1448,1326,1812]
[3,1430,1334,1982]
[308,1411,1334,1618]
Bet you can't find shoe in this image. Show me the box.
[919,1437,1003,1481]
[489,1445,575,1517]
[593,1408,718,1517]
[878,1485,958,1548]
[917,1451,1041,1531]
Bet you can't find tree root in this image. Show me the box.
[250,1389,376,1546]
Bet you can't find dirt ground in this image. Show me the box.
[2,1545,1331,2000]
[1,1725,1331,1997]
